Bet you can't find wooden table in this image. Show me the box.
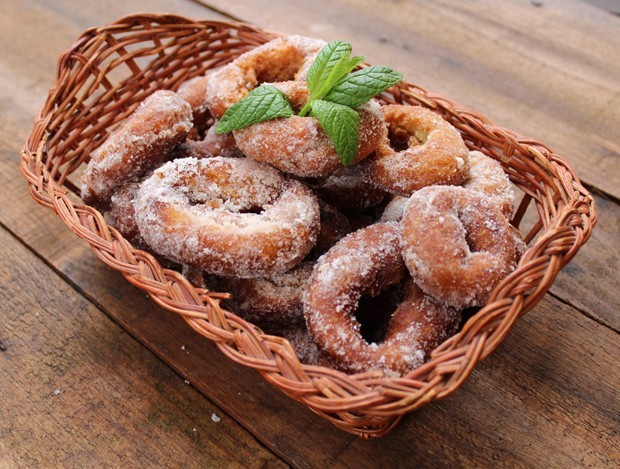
[1,0,618,466]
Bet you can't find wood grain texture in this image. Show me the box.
[0,227,284,467]
[2,215,618,467]
[196,0,620,200]
[2,0,619,465]
[1,0,615,335]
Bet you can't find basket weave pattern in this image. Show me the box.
[21,14,596,438]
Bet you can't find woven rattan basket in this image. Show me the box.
[21,14,596,438]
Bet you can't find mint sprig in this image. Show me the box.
[300,41,364,117]
[216,85,294,134]
[324,66,403,109]
[311,100,360,166]
[216,40,403,165]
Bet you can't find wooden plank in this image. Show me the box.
[2,211,618,467]
[550,193,620,331]
[195,0,620,200]
[1,0,618,465]
[1,0,615,331]
[583,0,620,14]
[0,227,284,467]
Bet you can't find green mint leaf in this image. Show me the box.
[311,100,360,166]
[306,41,352,97]
[324,66,403,108]
[216,85,294,134]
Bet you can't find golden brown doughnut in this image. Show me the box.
[215,262,314,329]
[106,181,145,248]
[177,75,212,137]
[463,150,515,219]
[304,222,459,375]
[311,201,353,258]
[361,105,470,196]
[400,186,522,308]
[276,323,331,366]
[205,36,326,119]
[233,81,386,177]
[81,90,192,205]
[307,165,389,213]
[380,195,409,222]
[171,124,243,160]
[134,157,320,277]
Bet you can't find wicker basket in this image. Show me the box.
[21,13,596,439]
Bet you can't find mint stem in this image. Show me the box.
[298,100,312,117]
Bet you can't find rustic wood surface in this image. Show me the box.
[1,0,618,467]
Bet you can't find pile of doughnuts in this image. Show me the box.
[81,35,526,376]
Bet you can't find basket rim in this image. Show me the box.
[20,13,597,438]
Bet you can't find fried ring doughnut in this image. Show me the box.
[304,222,460,375]
[463,150,515,219]
[135,157,320,277]
[177,75,212,137]
[361,105,469,196]
[81,90,192,205]
[311,201,353,258]
[276,323,330,366]
[233,81,385,177]
[380,195,409,222]
[215,261,314,328]
[205,35,326,118]
[171,124,243,160]
[106,181,146,248]
[401,186,522,308]
[307,165,389,212]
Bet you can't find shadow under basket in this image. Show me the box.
[21,14,596,439]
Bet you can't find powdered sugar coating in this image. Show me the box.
[177,74,212,136]
[304,222,458,375]
[216,261,314,328]
[81,90,193,205]
[277,323,329,366]
[205,35,326,118]
[361,105,470,196]
[401,186,522,308]
[380,196,409,222]
[307,165,388,212]
[463,150,515,219]
[310,201,353,258]
[107,181,146,248]
[172,124,243,160]
[134,157,320,277]
[233,81,386,177]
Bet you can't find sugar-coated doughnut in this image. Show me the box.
[177,75,212,137]
[134,157,320,277]
[307,165,388,213]
[233,81,386,177]
[361,105,469,196]
[311,201,353,258]
[463,150,515,219]
[81,90,192,205]
[172,124,243,160]
[106,181,146,248]
[275,323,330,366]
[304,222,459,375]
[205,36,326,119]
[401,186,522,308]
[215,262,314,328]
[380,195,409,222]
